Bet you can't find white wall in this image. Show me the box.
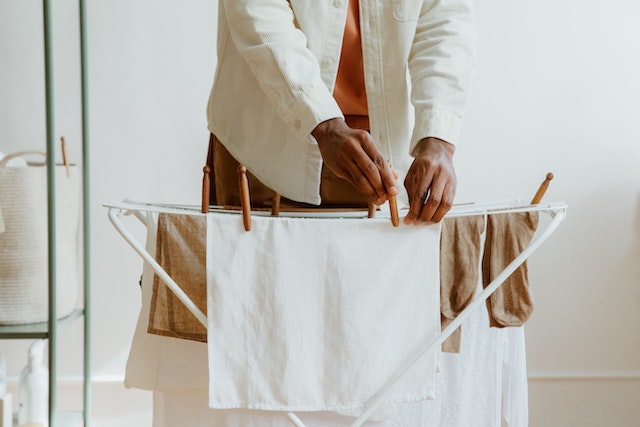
[456,2,640,424]
[1,0,639,425]
[461,0,640,366]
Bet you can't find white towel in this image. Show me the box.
[124,211,210,392]
[206,213,442,412]
[152,298,517,427]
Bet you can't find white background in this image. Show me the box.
[1,0,639,425]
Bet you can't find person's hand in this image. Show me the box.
[403,137,456,225]
[312,118,398,205]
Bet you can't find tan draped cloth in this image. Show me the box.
[483,212,538,327]
[148,213,208,341]
[439,216,485,352]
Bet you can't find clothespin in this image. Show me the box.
[367,201,376,218]
[271,193,281,216]
[201,165,210,213]
[531,172,554,205]
[60,136,70,177]
[387,160,399,227]
[389,195,399,227]
[238,165,252,231]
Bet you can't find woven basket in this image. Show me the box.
[0,151,81,325]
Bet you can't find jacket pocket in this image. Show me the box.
[393,0,422,21]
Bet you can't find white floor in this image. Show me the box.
[84,383,152,427]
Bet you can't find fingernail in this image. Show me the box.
[389,186,398,195]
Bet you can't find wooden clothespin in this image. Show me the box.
[367,201,376,218]
[60,136,70,177]
[387,160,399,227]
[201,165,210,213]
[389,195,399,227]
[531,172,554,205]
[271,193,281,216]
[238,165,252,231]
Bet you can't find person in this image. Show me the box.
[206,0,476,224]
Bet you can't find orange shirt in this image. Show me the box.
[333,0,369,130]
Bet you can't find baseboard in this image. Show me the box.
[527,370,640,381]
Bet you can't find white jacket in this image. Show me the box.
[207,0,476,205]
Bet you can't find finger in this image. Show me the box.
[418,173,447,223]
[404,170,434,224]
[387,160,399,180]
[360,138,397,200]
[379,158,399,197]
[327,132,386,204]
[347,162,382,204]
[355,157,386,203]
[429,182,454,223]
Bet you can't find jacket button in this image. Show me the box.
[333,0,343,8]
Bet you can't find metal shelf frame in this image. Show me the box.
[0,310,85,340]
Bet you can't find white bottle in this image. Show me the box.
[18,340,49,427]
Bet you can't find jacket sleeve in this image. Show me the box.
[408,0,477,154]
[220,0,343,138]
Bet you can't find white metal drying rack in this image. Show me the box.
[106,199,567,427]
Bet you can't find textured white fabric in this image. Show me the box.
[208,0,476,204]
[124,211,210,392]
[206,213,441,411]
[152,293,517,427]
[501,327,529,426]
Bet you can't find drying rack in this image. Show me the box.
[105,175,566,427]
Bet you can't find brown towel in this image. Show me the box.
[439,215,485,353]
[482,212,539,328]
[148,213,208,342]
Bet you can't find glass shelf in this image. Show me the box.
[0,309,85,339]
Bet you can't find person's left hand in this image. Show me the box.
[403,137,457,225]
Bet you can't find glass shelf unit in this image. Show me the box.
[0,0,91,426]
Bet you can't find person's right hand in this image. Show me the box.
[312,118,398,205]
